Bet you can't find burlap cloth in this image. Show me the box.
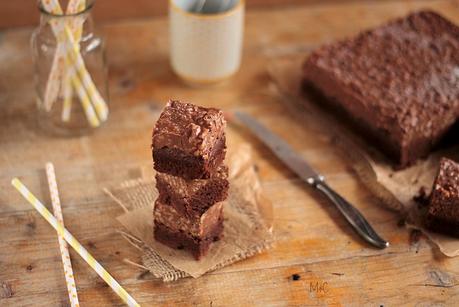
[105,143,274,281]
[269,58,459,257]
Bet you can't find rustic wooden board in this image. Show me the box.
[1,1,459,306]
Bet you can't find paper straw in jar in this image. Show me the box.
[64,53,100,127]
[43,17,99,126]
[61,0,87,121]
[44,43,65,112]
[42,0,109,123]
[46,0,84,113]
[67,0,86,40]
[65,25,109,121]
[45,163,79,307]
[61,71,73,122]
[43,0,109,121]
[11,178,140,307]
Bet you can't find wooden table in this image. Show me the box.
[1,1,459,306]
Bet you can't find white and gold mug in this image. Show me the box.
[169,0,245,84]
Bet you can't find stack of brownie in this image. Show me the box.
[151,100,229,260]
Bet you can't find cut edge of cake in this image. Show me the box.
[425,157,459,237]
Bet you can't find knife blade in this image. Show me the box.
[234,111,389,249]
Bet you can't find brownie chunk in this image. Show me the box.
[156,165,229,217]
[152,100,227,179]
[303,11,459,167]
[154,199,224,260]
[425,158,459,237]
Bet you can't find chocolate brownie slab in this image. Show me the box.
[156,165,229,217]
[303,11,459,167]
[154,199,224,259]
[152,100,227,179]
[425,158,459,237]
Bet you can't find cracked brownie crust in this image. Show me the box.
[303,11,459,167]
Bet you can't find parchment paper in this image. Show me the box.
[106,143,274,281]
[268,57,459,257]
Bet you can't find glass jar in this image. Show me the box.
[31,0,109,136]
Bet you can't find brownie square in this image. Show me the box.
[303,11,459,168]
[425,158,459,237]
[153,199,224,260]
[156,165,229,217]
[152,100,227,180]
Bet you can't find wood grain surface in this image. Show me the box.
[0,0,357,29]
[1,1,459,306]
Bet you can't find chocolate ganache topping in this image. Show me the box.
[152,100,226,157]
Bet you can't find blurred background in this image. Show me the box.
[1,0,317,28]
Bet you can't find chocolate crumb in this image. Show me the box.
[25,220,36,236]
[119,78,134,89]
[409,229,422,245]
[331,272,344,276]
[291,273,301,281]
[26,221,36,230]
[413,186,429,208]
[26,264,33,272]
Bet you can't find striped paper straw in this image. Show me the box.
[44,20,99,126]
[67,0,86,41]
[11,178,140,307]
[44,42,65,111]
[61,0,87,122]
[61,71,73,122]
[45,163,79,307]
[43,0,109,122]
[64,53,100,127]
[64,26,109,121]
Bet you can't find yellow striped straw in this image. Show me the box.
[11,178,140,307]
[61,71,73,122]
[44,17,99,126]
[64,53,100,127]
[45,163,79,307]
[67,0,86,43]
[44,0,81,114]
[43,0,109,122]
[44,45,63,111]
[64,26,109,121]
[61,0,87,122]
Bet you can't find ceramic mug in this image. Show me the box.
[169,0,244,84]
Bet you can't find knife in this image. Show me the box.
[234,111,389,249]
